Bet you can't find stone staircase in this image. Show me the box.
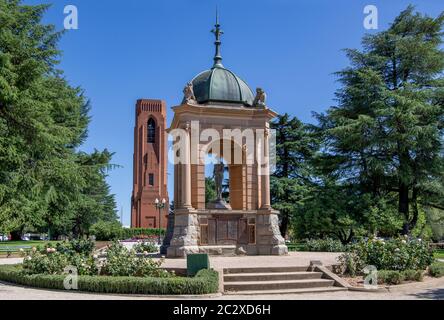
[223,266,348,295]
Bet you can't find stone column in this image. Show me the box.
[261,128,271,210]
[182,123,192,209]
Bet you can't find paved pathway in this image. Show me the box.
[1,252,341,269]
[160,252,341,269]
[0,258,22,265]
[0,277,443,300]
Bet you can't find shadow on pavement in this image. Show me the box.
[410,288,444,300]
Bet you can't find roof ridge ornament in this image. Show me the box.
[211,8,224,69]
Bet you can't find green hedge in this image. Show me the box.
[90,221,166,241]
[287,243,307,252]
[0,265,218,295]
[120,228,165,240]
[377,269,424,285]
[305,238,347,252]
[429,261,444,278]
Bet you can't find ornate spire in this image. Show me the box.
[211,8,224,68]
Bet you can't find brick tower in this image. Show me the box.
[131,99,169,228]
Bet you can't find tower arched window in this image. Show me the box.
[147,118,156,144]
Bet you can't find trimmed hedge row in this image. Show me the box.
[0,265,218,295]
[377,269,424,285]
[89,221,167,241]
[120,228,165,240]
[429,261,444,278]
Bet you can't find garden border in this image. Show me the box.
[0,265,219,296]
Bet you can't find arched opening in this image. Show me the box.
[195,138,246,211]
[147,118,156,144]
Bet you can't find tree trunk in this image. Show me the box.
[399,183,410,235]
[10,230,22,241]
[409,187,419,231]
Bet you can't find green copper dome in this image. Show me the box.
[191,66,255,106]
[188,11,255,107]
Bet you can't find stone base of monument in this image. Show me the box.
[206,199,232,210]
[166,208,288,258]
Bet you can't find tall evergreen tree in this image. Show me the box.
[0,0,117,239]
[316,6,444,235]
[270,113,318,237]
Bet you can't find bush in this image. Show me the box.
[22,251,70,275]
[377,269,423,285]
[338,237,434,275]
[90,221,123,241]
[337,251,366,277]
[100,242,170,278]
[89,222,166,241]
[306,238,346,252]
[0,265,219,295]
[56,239,95,256]
[429,262,444,278]
[20,240,170,278]
[377,270,404,285]
[403,269,423,282]
[133,242,158,254]
[68,254,99,276]
[22,249,98,276]
[120,228,165,240]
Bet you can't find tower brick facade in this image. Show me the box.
[131,99,169,228]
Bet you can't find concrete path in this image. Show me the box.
[0,258,22,265]
[1,252,341,269]
[161,252,341,269]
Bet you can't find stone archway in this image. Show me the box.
[166,103,287,257]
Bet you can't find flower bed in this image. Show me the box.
[0,265,219,295]
[1,240,219,295]
[338,237,434,276]
[133,241,158,254]
[335,237,438,287]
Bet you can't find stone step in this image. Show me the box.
[224,287,348,295]
[224,266,309,274]
[224,271,323,282]
[224,279,335,292]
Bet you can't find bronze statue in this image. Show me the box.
[207,159,231,210]
[214,160,224,201]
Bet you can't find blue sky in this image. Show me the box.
[24,0,443,226]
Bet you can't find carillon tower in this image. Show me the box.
[131,99,169,228]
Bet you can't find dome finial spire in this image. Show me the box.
[211,7,224,68]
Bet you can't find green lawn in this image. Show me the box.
[0,241,61,254]
[287,243,308,252]
[434,249,444,260]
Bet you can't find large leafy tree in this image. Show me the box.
[69,150,117,238]
[0,0,117,239]
[315,6,444,235]
[270,114,318,238]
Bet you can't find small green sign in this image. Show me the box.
[187,253,210,276]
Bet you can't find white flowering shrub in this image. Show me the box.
[133,241,158,254]
[21,241,98,276]
[338,237,434,275]
[100,242,171,278]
